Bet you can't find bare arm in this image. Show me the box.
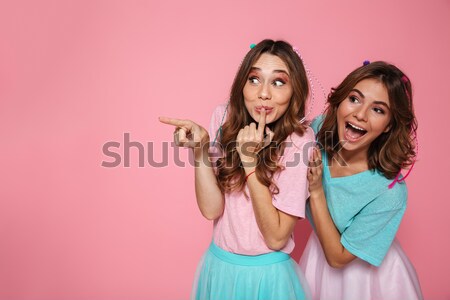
[236,109,298,250]
[307,148,356,268]
[159,117,224,220]
[246,170,298,250]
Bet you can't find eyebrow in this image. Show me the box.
[250,67,290,76]
[351,88,390,109]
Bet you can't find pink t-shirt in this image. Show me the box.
[209,104,314,255]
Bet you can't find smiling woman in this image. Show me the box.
[299,61,423,300]
[337,79,392,158]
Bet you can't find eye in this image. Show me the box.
[373,107,385,114]
[248,76,259,84]
[349,95,359,103]
[273,79,285,87]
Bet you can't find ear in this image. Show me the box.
[383,123,391,133]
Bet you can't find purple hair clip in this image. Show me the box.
[363,60,370,66]
[401,75,409,83]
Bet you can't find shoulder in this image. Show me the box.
[209,103,229,139]
[372,172,408,209]
[286,126,315,151]
[211,103,228,121]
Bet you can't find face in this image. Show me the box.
[243,53,293,124]
[336,78,392,157]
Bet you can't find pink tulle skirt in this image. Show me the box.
[299,232,423,300]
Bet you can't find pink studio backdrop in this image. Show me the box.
[1,0,448,299]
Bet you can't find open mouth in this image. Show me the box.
[345,122,367,141]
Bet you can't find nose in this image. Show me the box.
[354,105,369,122]
[258,82,271,100]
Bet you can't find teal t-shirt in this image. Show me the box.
[306,116,407,267]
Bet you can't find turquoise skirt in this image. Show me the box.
[191,242,310,300]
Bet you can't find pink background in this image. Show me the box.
[1,0,448,299]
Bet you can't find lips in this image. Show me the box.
[344,121,367,142]
[255,106,273,114]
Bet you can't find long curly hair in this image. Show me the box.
[216,39,309,194]
[317,61,417,179]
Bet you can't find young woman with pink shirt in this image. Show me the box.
[160,39,313,300]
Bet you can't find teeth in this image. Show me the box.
[347,122,365,131]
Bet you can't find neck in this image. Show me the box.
[333,147,369,173]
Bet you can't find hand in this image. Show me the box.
[159,117,210,159]
[307,147,323,195]
[236,108,274,167]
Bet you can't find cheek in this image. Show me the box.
[336,105,347,122]
[243,85,256,103]
[274,92,292,113]
[336,104,350,131]
[337,101,352,115]
[281,88,293,103]
[243,87,252,105]
[380,119,391,133]
[374,113,392,132]
[243,81,256,95]
[279,96,291,106]
[243,98,256,120]
[244,100,252,113]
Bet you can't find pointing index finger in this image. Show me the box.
[159,117,192,129]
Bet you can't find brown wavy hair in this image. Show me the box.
[317,61,417,179]
[216,39,309,194]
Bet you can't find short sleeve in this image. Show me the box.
[209,104,228,141]
[208,104,228,167]
[272,128,315,218]
[340,184,408,266]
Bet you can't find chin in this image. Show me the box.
[341,140,371,154]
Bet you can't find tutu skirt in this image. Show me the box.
[191,241,311,300]
[299,232,423,300]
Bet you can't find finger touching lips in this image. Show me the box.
[258,108,266,137]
